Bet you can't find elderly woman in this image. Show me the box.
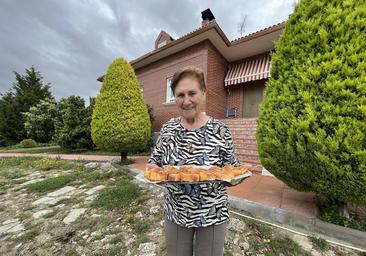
[148,66,240,256]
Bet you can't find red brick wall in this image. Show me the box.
[222,118,263,172]
[227,85,244,118]
[205,41,228,119]
[135,42,208,132]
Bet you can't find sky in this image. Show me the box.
[0,0,296,104]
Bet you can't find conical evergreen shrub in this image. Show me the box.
[91,58,151,160]
[257,0,366,203]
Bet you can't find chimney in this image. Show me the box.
[201,8,215,27]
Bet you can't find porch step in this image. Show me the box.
[235,149,259,155]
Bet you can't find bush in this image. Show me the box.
[91,58,151,161]
[257,0,366,204]
[20,139,37,148]
[53,96,95,150]
[23,98,57,143]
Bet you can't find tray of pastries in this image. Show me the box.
[143,165,252,186]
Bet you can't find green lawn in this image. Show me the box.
[0,145,151,156]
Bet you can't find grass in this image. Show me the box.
[268,236,312,256]
[126,216,152,235]
[0,144,151,156]
[75,215,114,232]
[231,211,313,255]
[93,180,142,210]
[318,203,366,232]
[308,235,329,251]
[0,156,46,167]
[17,228,39,242]
[26,175,75,193]
[105,245,128,256]
[0,169,28,179]
[0,157,84,180]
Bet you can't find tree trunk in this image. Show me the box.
[338,202,350,219]
[120,152,127,163]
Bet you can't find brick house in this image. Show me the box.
[99,9,285,171]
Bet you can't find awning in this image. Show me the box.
[224,55,271,86]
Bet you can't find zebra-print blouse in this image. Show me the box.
[148,117,240,228]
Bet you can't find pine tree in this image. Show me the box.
[91,58,151,162]
[0,66,53,144]
[257,0,366,204]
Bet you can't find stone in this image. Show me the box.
[63,208,87,224]
[2,218,19,225]
[239,241,250,251]
[35,233,51,244]
[149,206,160,214]
[229,218,246,233]
[32,197,54,205]
[21,178,44,186]
[32,195,70,206]
[0,224,14,235]
[85,185,106,195]
[47,186,75,197]
[99,162,117,172]
[138,242,156,255]
[84,162,99,169]
[35,248,53,256]
[33,209,53,219]
[6,223,25,233]
[233,236,239,245]
[149,229,162,237]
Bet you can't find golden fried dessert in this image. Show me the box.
[198,169,216,181]
[164,166,178,173]
[143,169,151,179]
[180,171,199,182]
[222,165,248,176]
[167,172,181,181]
[211,169,236,181]
[179,165,194,172]
[144,164,248,182]
[149,170,167,181]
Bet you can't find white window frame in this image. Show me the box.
[165,77,175,103]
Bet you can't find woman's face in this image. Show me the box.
[174,76,205,120]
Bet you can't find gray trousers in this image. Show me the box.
[164,218,228,256]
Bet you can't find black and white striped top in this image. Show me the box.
[148,117,240,228]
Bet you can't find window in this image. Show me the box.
[157,40,167,48]
[166,77,175,103]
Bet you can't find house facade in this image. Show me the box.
[100,9,285,171]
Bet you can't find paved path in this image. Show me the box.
[0,152,316,218]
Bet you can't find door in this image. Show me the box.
[243,83,265,118]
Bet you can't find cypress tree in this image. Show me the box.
[257,0,366,204]
[91,58,151,161]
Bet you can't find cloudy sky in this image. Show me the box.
[0,0,296,104]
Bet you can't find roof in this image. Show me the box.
[130,21,284,70]
[97,21,285,81]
